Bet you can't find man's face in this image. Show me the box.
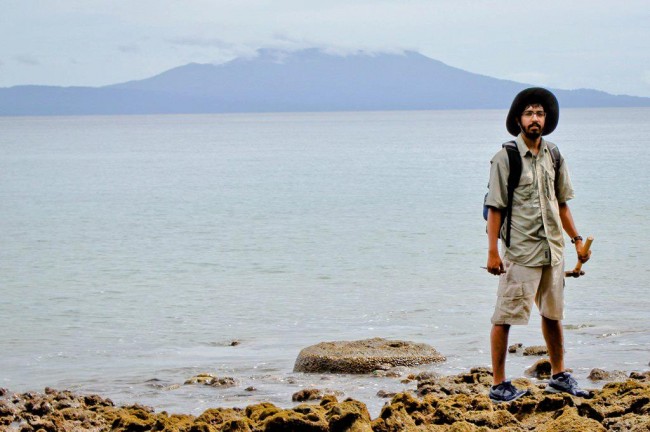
[518,103,546,139]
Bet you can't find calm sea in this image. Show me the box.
[1,109,648,416]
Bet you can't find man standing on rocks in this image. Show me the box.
[484,87,591,403]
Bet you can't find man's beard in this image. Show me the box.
[522,122,543,139]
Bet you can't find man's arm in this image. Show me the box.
[486,207,505,275]
[559,202,591,263]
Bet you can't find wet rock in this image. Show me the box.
[603,412,650,431]
[454,367,494,385]
[588,368,628,381]
[525,358,552,379]
[416,367,494,398]
[376,390,397,398]
[163,384,181,391]
[1,369,649,431]
[83,393,113,407]
[184,373,237,387]
[564,323,595,330]
[0,399,17,426]
[263,404,328,432]
[24,398,53,416]
[541,407,606,431]
[184,373,216,385]
[108,404,157,431]
[294,338,445,374]
[508,343,523,353]
[523,345,548,356]
[535,393,574,412]
[573,378,649,427]
[144,378,166,389]
[318,394,337,406]
[194,407,250,431]
[244,402,281,423]
[210,377,237,387]
[630,371,650,382]
[372,363,393,372]
[464,404,521,429]
[292,389,323,402]
[326,399,372,432]
[588,368,609,381]
[414,370,440,381]
[372,395,420,432]
[374,366,410,378]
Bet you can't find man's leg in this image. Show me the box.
[491,324,510,385]
[541,316,565,375]
[542,315,589,396]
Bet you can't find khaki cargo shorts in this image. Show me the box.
[491,258,565,325]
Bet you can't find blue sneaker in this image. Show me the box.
[545,372,590,397]
[489,380,528,403]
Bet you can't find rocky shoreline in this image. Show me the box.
[2,368,649,431]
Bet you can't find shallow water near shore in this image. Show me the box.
[1,108,648,416]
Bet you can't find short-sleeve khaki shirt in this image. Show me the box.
[485,135,574,266]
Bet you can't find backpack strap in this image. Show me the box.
[503,141,521,248]
[546,141,563,195]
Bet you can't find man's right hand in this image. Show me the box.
[486,208,506,275]
[487,251,506,275]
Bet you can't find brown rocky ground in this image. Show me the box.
[1,369,649,431]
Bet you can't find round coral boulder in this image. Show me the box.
[293,338,445,374]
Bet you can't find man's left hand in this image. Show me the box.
[576,241,591,263]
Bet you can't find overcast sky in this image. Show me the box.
[2,0,649,97]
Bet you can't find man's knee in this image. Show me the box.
[491,324,511,341]
[541,315,561,325]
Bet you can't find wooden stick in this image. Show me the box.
[565,236,593,277]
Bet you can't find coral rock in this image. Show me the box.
[523,345,549,356]
[525,359,552,379]
[292,389,324,402]
[588,368,627,381]
[294,338,445,374]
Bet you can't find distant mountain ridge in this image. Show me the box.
[1,49,649,116]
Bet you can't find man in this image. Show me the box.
[484,87,591,403]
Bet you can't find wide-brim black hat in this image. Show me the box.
[506,87,559,136]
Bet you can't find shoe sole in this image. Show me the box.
[490,391,528,403]
[545,385,588,397]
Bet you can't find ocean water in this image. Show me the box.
[1,108,648,416]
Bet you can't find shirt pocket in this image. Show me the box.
[542,165,556,201]
[515,171,534,203]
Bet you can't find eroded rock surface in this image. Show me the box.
[184,373,238,387]
[523,345,549,356]
[294,338,446,374]
[588,368,628,382]
[2,369,649,431]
